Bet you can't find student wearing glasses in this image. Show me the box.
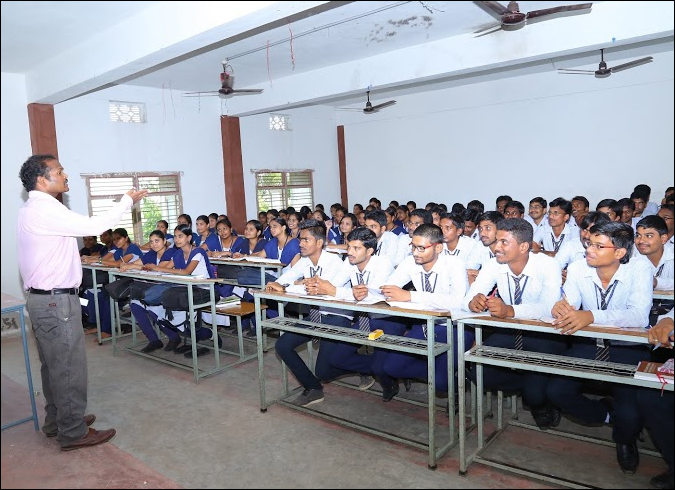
[548,221,652,475]
[533,197,579,257]
[463,218,564,430]
[554,211,611,273]
[525,197,548,231]
[375,224,469,402]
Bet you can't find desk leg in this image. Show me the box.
[187,287,199,383]
[447,320,455,445]
[458,320,467,475]
[93,272,102,345]
[279,302,289,396]
[255,296,267,411]
[476,327,484,449]
[427,319,437,469]
[210,284,220,369]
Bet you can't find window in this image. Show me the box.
[84,172,182,243]
[109,101,146,123]
[256,171,313,213]
[269,113,291,131]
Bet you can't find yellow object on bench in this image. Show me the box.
[368,329,384,340]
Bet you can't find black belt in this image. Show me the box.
[29,287,79,295]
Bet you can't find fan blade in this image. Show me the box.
[473,21,501,33]
[557,68,595,74]
[370,100,396,111]
[183,91,218,95]
[474,25,503,37]
[478,1,510,18]
[231,89,264,94]
[610,56,653,73]
[526,3,592,20]
[335,107,365,112]
[183,93,220,97]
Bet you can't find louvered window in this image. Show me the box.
[255,171,313,213]
[84,172,182,243]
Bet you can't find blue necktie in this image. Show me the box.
[594,282,616,361]
[513,275,524,350]
[356,272,371,332]
[308,266,322,324]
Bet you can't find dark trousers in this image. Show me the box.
[275,314,352,391]
[478,331,568,408]
[131,303,160,342]
[636,389,674,476]
[546,340,649,444]
[27,292,88,447]
[84,289,111,334]
[329,318,407,377]
[378,322,475,393]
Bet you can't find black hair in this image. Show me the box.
[463,208,482,225]
[451,202,466,214]
[437,203,448,212]
[19,154,55,192]
[216,217,233,229]
[496,195,512,206]
[617,197,635,212]
[634,184,651,197]
[479,211,505,226]
[299,206,313,219]
[149,229,166,241]
[246,219,263,238]
[504,200,525,216]
[270,217,290,236]
[341,213,358,228]
[666,194,674,205]
[580,211,611,231]
[410,209,433,224]
[364,209,387,227]
[196,215,209,225]
[157,219,169,229]
[636,215,668,236]
[174,224,195,244]
[413,224,444,245]
[208,213,219,221]
[299,218,327,243]
[347,227,378,251]
[572,196,590,209]
[353,203,364,213]
[589,222,634,264]
[389,200,399,208]
[497,218,533,246]
[596,199,622,217]
[440,211,465,231]
[549,197,572,216]
[285,206,296,215]
[384,206,397,218]
[530,197,547,208]
[396,205,409,216]
[659,203,674,214]
[406,200,417,209]
[177,213,192,227]
[467,200,485,213]
[112,227,129,240]
[267,209,280,218]
[315,203,325,211]
[630,189,650,202]
[425,202,438,210]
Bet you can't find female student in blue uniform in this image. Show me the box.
[143,224,221,353]
[119,230,174,352]
[286,212,301,239]
[232,220,267,257]
[207,217,244,258]
[193,215,218,251]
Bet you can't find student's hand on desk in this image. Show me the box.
[352,284,369,301]
[307,277,335,296]
[486,297,514,318]
[469,293,488,313]
[551,299,574,319]
[232,252,244,258]
[648,317,674,348]
[380,285,410,302]
[552,310,593,334]
[265,282,285,292]
[126,188,149,204]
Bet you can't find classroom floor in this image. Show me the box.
[1,322,668,489]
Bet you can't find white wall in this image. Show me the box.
[1,73,34,298]
[54,85,227,221]
[240,105,341,219]
[338,50,675,211]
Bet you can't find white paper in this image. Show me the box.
[245,257,282,264]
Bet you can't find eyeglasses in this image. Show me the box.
[583,239,618,251]
[407,220,424,228]
[410,243,436,253]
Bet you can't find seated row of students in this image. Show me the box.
[256,213,671,481]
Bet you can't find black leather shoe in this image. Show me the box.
[184,347,210,357]
[174,343,191,354]
[382,381,399,402]
[616,441,639,475]
[164,338,181,352]
[140,340,163,353]
[531,405,562,431]
[649,471,674,489]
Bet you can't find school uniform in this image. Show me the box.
[329,256,396,378]
[443,235,478,266]
[462,252,565,409]
[554,237,586,270]
[375,254,470,392]
[388,225,406,236]
[374,231,400,266]
[394,233,412,267]
[466,243,496,271]
[328,227,344,245]
[644,201,660,217]
[274,251,352,392]
[533,223,580,254]
[212,235,245,281]
[262,226,272,241]
[79,243,104,256]
[525,214,549,232]
[194,232,218,250]
[546,256,653,446]
[231,238,267,256]
[645,248,674,327]
[237,236,300,286]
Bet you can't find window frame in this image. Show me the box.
[254,170,314,214]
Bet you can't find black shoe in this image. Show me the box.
[382,381,399,402]
[185,347,210,357]
[174,343,191,354]
[531,405,561,431]
[650,471,674,489]
[140,340,163,353]
[164,338,181,352]
[616,441,639,475]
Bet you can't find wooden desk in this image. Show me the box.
[456,316,671,488]
[108,270,228,383]
[1,292,39,431]
[653,289,674,301]
[253,290,454,469]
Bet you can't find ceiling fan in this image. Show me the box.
[557,49,654,78]
[183,60,263,99]
[337,90,396,114]
[474,1,592,35]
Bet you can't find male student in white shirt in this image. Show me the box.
[524,197,549,231]
[466,211,505,284]
[533,197,579,256]
[440,212,477,265]
[463,218,564,430]
[658,204,674,252]
[364,209,399,266]
[395,208,433,266]
[548,221,653,475]
[375,224,470,402]
[267,219,351,407]
[323,227,396,391]
[554,211,611,272]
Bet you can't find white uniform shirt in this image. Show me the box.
[466,243,496,270]
[443,235,478,266]
[375,231,400,266]
[534,223,580,254]
[462,252,562,320]
[334,255,394,301]
[554,237,586,270]
[394,232,412,267]
[562,257,652,328]
[386,254,468,312]
[647,248,674,291]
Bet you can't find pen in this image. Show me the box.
[653,329,675,350]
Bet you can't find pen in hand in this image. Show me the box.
[653,329,675,350]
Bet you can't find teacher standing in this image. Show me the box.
[17,154,147,451]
